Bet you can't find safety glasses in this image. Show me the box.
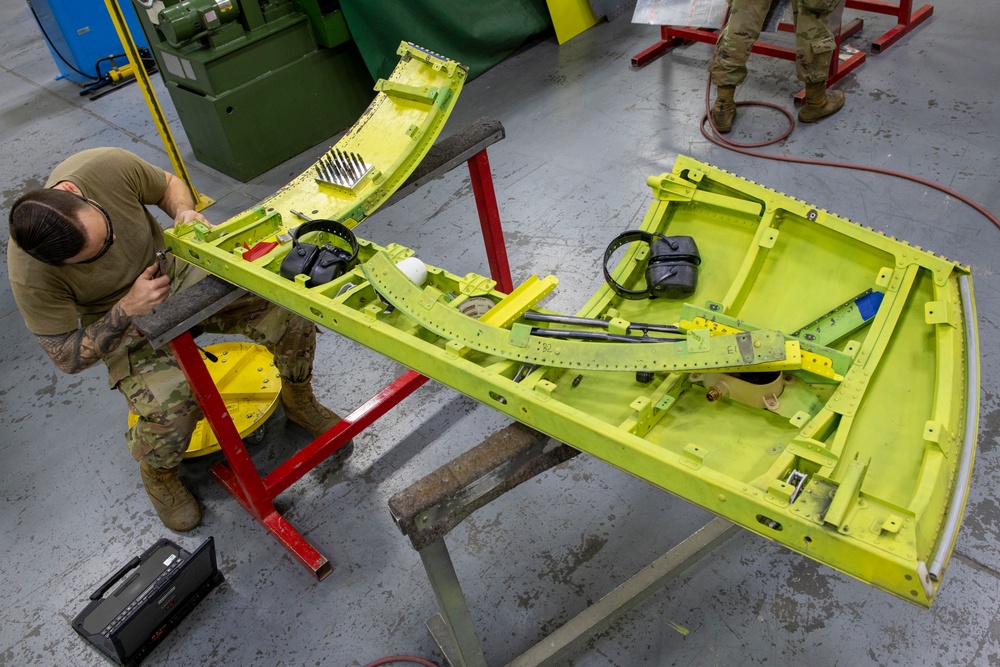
[74,195,114,264]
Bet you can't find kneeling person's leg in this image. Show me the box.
[266,309,346,440]
[203,296,346,440]
[118,344,202,531]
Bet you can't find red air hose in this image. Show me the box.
[362,656,438,667]
[699,27,999,232]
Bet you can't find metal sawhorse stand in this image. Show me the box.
[631,0,931,85]
[135,118,514,580]
[388,423,741,666]
[845,0,932,52]
[631,10,867,97]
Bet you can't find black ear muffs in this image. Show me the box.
[603,230,701,300]
[279,219,359,287]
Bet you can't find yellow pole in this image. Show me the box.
[103,0,213,212]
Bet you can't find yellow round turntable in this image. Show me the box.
[128,342,281,458]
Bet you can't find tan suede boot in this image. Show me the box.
[281,378,355,467]
[710,85,737,133]
[281,377,343,439]
[140,461,201,532]
[798,82,845,123]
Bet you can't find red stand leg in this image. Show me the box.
[468,150,514,293]
[171,332,333,579]
[846,0,933,53]
[170,146,511,579]
[631,26,687,68]
[260,371,429,498]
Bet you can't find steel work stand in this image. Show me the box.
[845,0,932,52]
[135,118,513,580]
[631,0,931,73]
[632,15,866,97]
[388,423,741,667]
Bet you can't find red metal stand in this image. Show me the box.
[631,19,865,97]
[469,150,513,294]
[631,1,932,80]
[169,148,513,579]
[845,0,932,52]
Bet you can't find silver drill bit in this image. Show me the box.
[331,153,345,180]
[344,150,359,179]
[335,150,353,180]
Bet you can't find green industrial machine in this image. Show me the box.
[130,0,375,181]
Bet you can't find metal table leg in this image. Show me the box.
[468,149,513,293]
[846,0,933,53]
[392,422,742,666]
[506,518,738,667]
[420,538,489,667]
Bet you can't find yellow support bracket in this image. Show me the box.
[480,275,559,328]
[679,317,741,336]
[680,317,843,381]
[721,341,803,373]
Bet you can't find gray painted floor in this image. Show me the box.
[1,2,998,666]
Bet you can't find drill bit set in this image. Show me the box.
[314,148,373,189]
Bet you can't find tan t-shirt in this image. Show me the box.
[7,147,169,335]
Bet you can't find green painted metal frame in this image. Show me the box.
[166,151,978,607]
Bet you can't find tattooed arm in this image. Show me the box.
[36,302,134,374]
[34,264,170,374]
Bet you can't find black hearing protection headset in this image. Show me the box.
[602,230,701,300]
[278,219,359,287]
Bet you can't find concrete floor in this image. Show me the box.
[1,2,998,666]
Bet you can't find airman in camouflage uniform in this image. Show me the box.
[116,274,347,533]
[708,0,846,132]
[8,148,347,534]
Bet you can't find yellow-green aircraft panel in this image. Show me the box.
[164,47,978,609]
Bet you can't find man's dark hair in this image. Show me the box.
[9,189,88,266]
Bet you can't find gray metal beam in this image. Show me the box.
[506,518,738,667]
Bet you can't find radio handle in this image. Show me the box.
[89,556,141,601]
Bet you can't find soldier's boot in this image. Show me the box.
[281,377,355,463]
[710,85,737,133]
[798,83,845,123]
[140,461,201,532]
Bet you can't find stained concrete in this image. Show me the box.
[0,1,998,666]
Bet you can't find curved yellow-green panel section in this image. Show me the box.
[577,156,978,607]
[203,42,466,236]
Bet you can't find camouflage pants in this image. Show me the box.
[116,294,317,468]
[709,0,842,86]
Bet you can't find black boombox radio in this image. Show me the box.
[72,537,223,666]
